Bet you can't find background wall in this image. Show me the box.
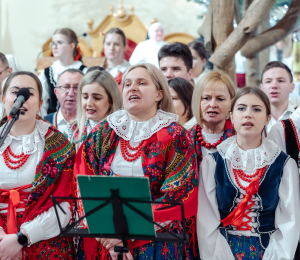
[0,0,203,72]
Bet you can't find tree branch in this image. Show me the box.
[241,0,300,58]
[209,0,276,68]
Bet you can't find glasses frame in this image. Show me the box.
[56,85,79,94]
[49,41,70,49]
[0,67,9,75]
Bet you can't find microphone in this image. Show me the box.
[9,88,31,118]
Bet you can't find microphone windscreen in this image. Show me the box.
[17,88,31,102]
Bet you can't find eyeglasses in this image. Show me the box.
[0,67,9,75]
[49,41,69,49]
[57,85,78,94]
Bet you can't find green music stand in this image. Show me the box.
[52,176,188,260]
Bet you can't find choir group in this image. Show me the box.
[0,25,298,260]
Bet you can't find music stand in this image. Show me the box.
[52,176,189,260]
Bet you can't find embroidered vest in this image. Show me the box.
[281,118,300,168]
[211,151,289,249]
[44,65,86,114]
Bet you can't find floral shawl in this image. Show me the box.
[20,123,76,225]
[74,120,198,259]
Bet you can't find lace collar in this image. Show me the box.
[107,109,178,142]
[0,120,50,155]
[217,136,281,171]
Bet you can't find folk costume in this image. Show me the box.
[268,106,300,165]
[39,60,87,115]
[197,136,300,260]
[67,119,101,148]
[0,118,76,259]
[74,109,199,260]
[105,59,130,91]
[265,103,295,135]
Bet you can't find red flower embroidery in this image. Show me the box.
[241,253,244,257]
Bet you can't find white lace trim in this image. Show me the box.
[0,120,50,155]
[290,106,300,129]
[107,109,178,142]
[217,136,281,171]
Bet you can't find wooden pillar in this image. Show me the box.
[244,0,260,87]
[212,0,236,85]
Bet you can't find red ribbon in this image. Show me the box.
[75,46,81,61]
[0,184,32,234]
[220,177,259,230]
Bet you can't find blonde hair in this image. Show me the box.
[121,63,175,113]
[75,70,122,141]
[192,71,236,127]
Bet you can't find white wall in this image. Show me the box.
[0,0,203,72]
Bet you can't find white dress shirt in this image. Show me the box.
[56,108,69,134]
[0,120,71,245]
[266,103,295,134]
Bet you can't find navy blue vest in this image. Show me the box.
[210,151,289,249]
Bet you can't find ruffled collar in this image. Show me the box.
[0,120,50,155]
[107,109,178,142]
[217,136,281,171]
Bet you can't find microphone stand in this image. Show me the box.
[0,110,24,148]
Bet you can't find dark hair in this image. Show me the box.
[231,87,271,116]
[3,71,43,100]
[104,28,127,46]
[168,77,194,120]
[158,42,193,72]
[187,41,208,60]
[1,72,43,126]
[0,53,9,68]
[53,28,80,61]
[56,69,84,87]
[261,61,293,83]
[86,66,105,73]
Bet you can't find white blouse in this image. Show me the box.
[38,60,88,116]
[0,120,71,245]
[106,59,130,78]
[108,109,178,176]
[197,136,300,260]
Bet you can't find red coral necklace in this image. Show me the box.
[3,146,30,170]
[196,126,224,149]
[233,166,267,190]
[120,138,145,162]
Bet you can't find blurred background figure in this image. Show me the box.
[168,77,196,130]
[188,41,209,85]
[129,22,167,67]
[39,28,87,116]
[102,28,130,90]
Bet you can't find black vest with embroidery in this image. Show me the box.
[281,118,299,166]
[44,64,86,114]
[211,151,288,249]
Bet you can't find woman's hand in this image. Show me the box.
[108,242,133,260]
[0,234,22,260]
[102,239,122,250]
